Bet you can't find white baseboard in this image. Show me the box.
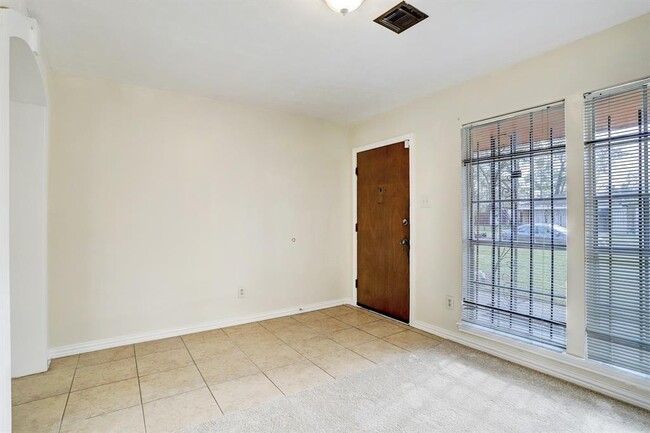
[411,320,650,411]
[49,298,352,359]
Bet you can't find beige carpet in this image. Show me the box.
[183,340,650,433]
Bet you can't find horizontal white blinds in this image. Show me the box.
[462,103,567,348]
[584,78,650,376]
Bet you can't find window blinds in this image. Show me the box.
[462,103,567,348]
[584,78,650,376]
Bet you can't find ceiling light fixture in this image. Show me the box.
[323,0,365,15]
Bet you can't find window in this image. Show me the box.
[462,103,567,349]
[584,78,650,376]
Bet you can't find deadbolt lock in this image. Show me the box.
[402,218,409,226]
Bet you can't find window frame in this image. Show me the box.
[461,101,568,350]
[583,77,650,377]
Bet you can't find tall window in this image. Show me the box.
[584,78,649,376]
[462,103,567,349]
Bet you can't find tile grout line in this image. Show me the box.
[282,338,339,382]
[49,371,136,396]
[258,317,302,333]
[307,357,337,381]
[348,338,411,363]
[59,404,144,429]
[315,309,387,377]
[222,328,288,397]
[260,369,287,397]
[11,359,142,410]
[143,386,214,406]
[317,320,415,366]
[245,318,357,389]
[315,344,378,367]
[56,354,80,433]
[10,391,70,408]
[262,312,383,382]
[57,348,147,431]
[135,344,189,359]
[133,348,149,433]
[180,335,226,416]
[190,328,286,408]
[228,320,347,396]
[326,323,379,366]
[74,354,135,371]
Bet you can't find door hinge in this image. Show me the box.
[355,167,358,176]
[355,223,358,232]
[355,279,358,288]
[404,139,410,148]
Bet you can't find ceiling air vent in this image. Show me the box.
[374,2,428,34]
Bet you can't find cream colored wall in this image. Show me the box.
[351,14,650,400]
[48,73,351,349]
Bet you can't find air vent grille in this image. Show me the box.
[374,2,428,34]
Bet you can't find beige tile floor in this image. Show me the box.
[11,305,443,433]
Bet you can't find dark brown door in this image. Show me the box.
[357,142,409,322]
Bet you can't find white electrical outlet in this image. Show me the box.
[237,287,245,299]
[446,296,454,310]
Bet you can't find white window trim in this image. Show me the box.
[460,101,569,348]
[582,78,650,376]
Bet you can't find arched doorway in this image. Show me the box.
[0,4,48,430]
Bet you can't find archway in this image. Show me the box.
[0,4,48,430]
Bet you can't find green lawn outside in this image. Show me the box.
[474,244,567,303]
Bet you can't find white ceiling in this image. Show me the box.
[26,0,650,123]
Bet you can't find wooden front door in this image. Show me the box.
[356,142,410,322]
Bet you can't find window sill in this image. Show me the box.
[457,322,565,354]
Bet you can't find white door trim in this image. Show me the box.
[352,133,416,323]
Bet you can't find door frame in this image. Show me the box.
[352,133,416,324]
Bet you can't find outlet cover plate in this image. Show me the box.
[446,296,454,310]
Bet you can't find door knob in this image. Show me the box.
[400,238,409,247]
